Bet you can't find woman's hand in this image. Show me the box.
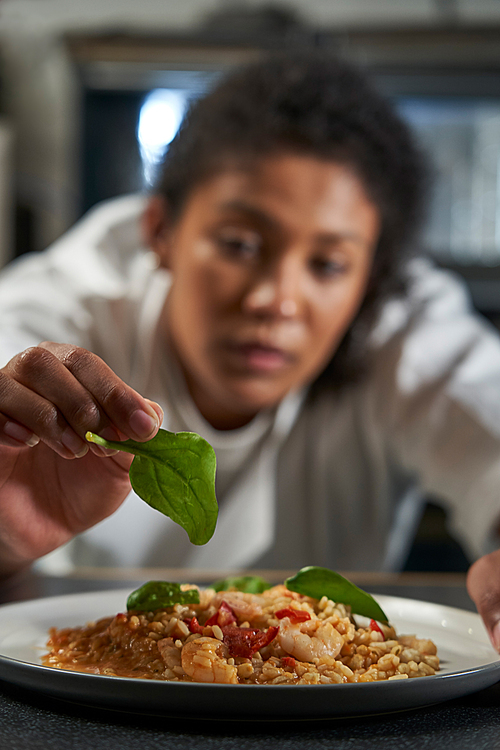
[467,549,500,652]
[0,342,163,577]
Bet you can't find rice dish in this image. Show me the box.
[42,584,439,684]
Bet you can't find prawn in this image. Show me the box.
[278,617,343,664]
[181,637,239,684]
[212,591,263,623]
[398,635,437,656]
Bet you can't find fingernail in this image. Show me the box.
[129,408,158,439]
[4,421,40,448]
[88,443,118,458]
[61,428,88,458]
[86,426,120,457]
[492,621,500,652]
[146,400,164,426]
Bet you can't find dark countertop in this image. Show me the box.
[0,569,498,750]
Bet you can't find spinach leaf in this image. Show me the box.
[86,429,218,545]
[211,575,272,594]
[285,566,389,623]
[127,581,200,611]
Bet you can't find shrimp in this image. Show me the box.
[157,637,182,669]
[265,584,300,600]
[398,635,437,656]
[181,637,239,684]
[213,591,263,623]
[278,617,344,664]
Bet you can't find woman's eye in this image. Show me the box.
[216,230,261,259]
[310,257,347,279]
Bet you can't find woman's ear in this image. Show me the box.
[141,195,173,268]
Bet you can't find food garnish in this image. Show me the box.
[126,581,200,611]
[85,429,218,545]
[285,566,389,623]
[212,575,272,594]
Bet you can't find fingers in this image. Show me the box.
[1,415,40,448]
[0,343,163,459]
[466,550,500,652]
[0,349,95,458]
[41,343,163,445]
[39,341,161,438]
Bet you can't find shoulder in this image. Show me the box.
[367,256,500,397]
[1,194,156,297]
[83,193,147,226]
[51,193,149,267]
[370,256,475,348]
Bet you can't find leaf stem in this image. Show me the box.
[85,431,143,457]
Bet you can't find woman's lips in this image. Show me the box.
[224,342,294,372]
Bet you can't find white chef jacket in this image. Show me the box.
[1,194,500,574]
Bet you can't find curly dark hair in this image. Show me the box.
[156,51,428,389]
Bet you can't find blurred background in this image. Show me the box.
[2,0,500,572]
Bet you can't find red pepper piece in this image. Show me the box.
[185,617,204,634]
[370,619,385,637]
[222,625,279,658]
[282,656,296,670]
[205,601,237,628]
[275,608,311,623]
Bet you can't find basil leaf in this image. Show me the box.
[127,581,200,611]
[86,429,218,545]
[212,575,272,594]
[285,566,389,623]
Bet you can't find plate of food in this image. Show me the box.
[0,568,498,721]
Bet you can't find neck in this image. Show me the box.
[163,326,261,431]
[182,374,260,431]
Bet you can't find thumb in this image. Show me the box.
[466,549,500,652]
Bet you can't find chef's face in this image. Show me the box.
[152,153,380,429]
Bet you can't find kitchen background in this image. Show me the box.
[2,0,500,571]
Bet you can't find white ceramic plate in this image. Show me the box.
[0,589,498,721]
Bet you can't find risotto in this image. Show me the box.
[42,584,439,684]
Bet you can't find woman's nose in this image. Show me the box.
[242,262,300,319]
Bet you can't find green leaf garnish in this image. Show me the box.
[127,581,200,611]
[85,429,218,545]
[285,566,389,623]
[211,575,272,594]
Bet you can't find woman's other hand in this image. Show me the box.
[467,549,500,652]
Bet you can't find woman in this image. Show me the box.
[0,52,498,647]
